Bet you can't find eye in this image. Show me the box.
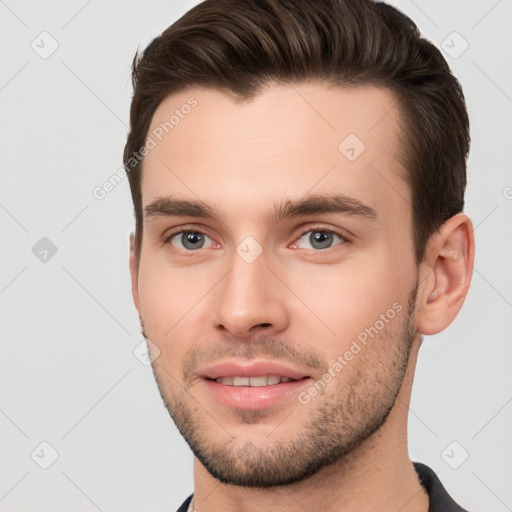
[293,228,347,251]
[165,230,214,251]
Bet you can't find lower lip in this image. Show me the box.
[202,378,311,410]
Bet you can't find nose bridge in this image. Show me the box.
[213,245,288,337]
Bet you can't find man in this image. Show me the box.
[124,0,474,510]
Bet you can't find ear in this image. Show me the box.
[416,213,475,335]
[129,231,141,315]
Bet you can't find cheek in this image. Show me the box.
[137,262,186,337]
[137,258,217,342]
[287,258,411,350]
[137,267,191,374]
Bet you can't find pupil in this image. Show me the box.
[311,231,332,249]
[183,232,204,250]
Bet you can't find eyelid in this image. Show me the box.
[162,224,217,248]
[162,223,352,250]
[293,224,352,243]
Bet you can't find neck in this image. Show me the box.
[191,338,428,512]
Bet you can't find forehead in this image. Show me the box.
[141,82,410,223]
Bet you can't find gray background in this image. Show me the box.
[1,0,511,510]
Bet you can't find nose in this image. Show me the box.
[212,249,289,340]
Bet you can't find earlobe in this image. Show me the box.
[416,213,475,336]
[129,231,141,314]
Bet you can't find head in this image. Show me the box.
[125,0,474,488]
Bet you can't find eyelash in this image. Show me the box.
[163,224,350,253]
[295,225,349,244]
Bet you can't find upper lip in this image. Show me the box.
[198,360,311,380]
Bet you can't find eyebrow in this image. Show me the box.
[143,193,378,225]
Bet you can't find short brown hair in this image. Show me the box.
[124,0,470,266]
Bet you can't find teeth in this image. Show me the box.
[233,376,250,386]
[249,376,268,387]
[216,377,234,385]
[267,375,281,385]
[214,375,297,386]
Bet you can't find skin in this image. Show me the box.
[129,82,474,511]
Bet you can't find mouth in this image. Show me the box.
[198,360,313,410]
[211,375,301,386]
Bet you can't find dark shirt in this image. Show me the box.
[175,461,470,511]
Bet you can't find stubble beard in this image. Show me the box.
[145,280,419,488]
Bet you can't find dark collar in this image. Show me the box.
[175,494,192,512]
[413,462,470,512]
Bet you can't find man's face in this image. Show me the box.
[131,82,420,486]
